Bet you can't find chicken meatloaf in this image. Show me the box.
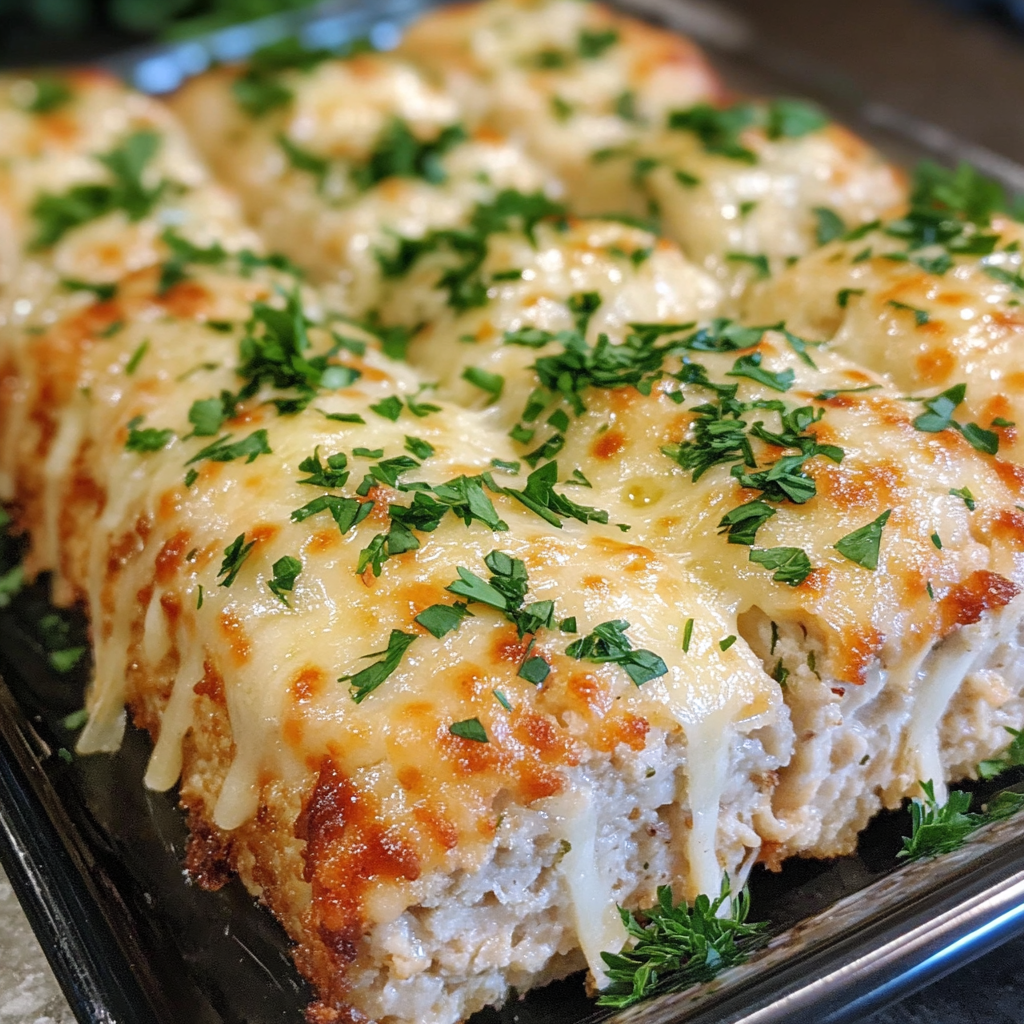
[2,3,1024,1024]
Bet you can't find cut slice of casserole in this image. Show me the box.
[396,213,1024,859]
[0,69,794,1024]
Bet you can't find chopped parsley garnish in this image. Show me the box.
[764,98,828,139]
[415,602,474,639]
[370,395,404,421]
[217,533,256,588]
[267,555,302,605]
[462,366,505,403]
[551,95,574,121]
[22,77,73,113]
[340,629,418,703]
[566,619,667,686]
[32,129,167,249]
[836,287,865,308]
[356,473,508,577]
[726,352,794,391]
[277,134,331,190]
[493,689,512,711]
[235,289,360,411]
[664,393,840,508]
[124,340,149,376]
[725,253,770,279]
[404,436,436,460]
[504,461,609,527]
[834,509,891,570]
[291,494,371,535]
[881,162,1010,270]
[185,429,272,466]
[297,447,349,488]
[814,206,846,246]
[449,717,489,742]
[666,98,826,163]
[949,486,976,510]
[351,119,468,191]
[125,417,173,453]
[320,410,366,424]
[614,89,641,123]
[597,879,766,1009]
[681,618,694,653]
[233,72,292,118]
[667,102,758,162]
[931,532,943,550]
[186,395,232,437]
[578,27,619,57]
[446,550,553,638]
[911,383,999,454]
[887,299,930,326]
[719,635,737,652]
[61,278,117,302]
[376,189,566,311]
[748,546,813,587]
[62,708,89,731]
[518,655,551,685]
[717,500,776,545]
[229,37,341,117]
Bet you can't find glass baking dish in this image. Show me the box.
[3,1,1024,1022]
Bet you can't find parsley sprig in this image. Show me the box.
[597,878,766,1009]
[899,779,1024,861]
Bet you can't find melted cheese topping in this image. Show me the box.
[398,0,724,215]
[639,123,906,299]
[397,0,904,300]
[170,55,559,314]
[396,214,1024,799]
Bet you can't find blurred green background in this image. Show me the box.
[0,0,322,63]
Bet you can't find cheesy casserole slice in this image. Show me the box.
[2,3,1024,1024]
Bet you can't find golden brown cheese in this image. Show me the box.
[2,15,1024,1024]
[398,0,904,301]
[635,116,906,299]
[0,70,261,291]
[0,252,788,1018]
